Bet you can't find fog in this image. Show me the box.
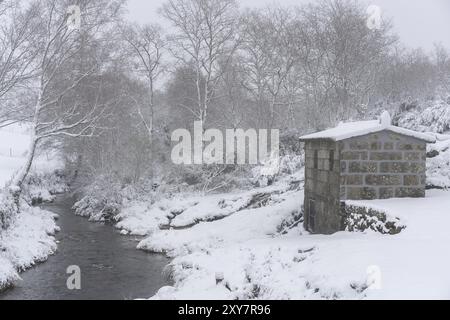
[127,0,450,51]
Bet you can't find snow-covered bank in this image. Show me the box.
[136,186,302,257]
[116,182,301,237]
[0,123,64,291]
[0,204,59,290]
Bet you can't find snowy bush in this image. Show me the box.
[197,164,249,193]
[396,99,450,133]
[251,154,304,188]
[279,154,304,175]
[426,135,450,188]
[393,100,450,188]
[72,175,124,222]
[0,176,60,289]
[0,203,58,290]
[1,170,66,230]
[251,159,279,187]
[250,131,305,188]
[21,170,68,205]
[343,203,405,235]
[280,130,303,156]
[0,191,18,230]
[168,164,252,194]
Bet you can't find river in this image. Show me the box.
[0,196,170,300]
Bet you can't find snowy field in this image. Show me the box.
[0,123,60,188]
[0,123,62,290]
[0,123,32,187]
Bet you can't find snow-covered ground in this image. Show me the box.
[111,167,450,300]
[142,189,450,300]
[0,203,59,289]
[0,123,62,290]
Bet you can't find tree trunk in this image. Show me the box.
[10,136,38,206]
[10,90,42,204]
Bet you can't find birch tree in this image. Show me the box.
[122,23,166,181]
[213,57,247,131]
[10,0,124,199]
[240,7,298,129]
[0,1,38,128]
[160,0,239,130]
[304,0,395,125]
[434,43,450,95]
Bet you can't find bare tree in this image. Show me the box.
[240,7,298,129]
[10,0,124,199]
[434,43,450,95]
[213,57,247,131]
[0,1,38,128]
[160,0,240,130]
[122,23,166,181]
[286,0,397,129]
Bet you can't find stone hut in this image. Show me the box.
[299,112,436,234]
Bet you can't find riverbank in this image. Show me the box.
[0,196,169,300]
[0,123,65,291]
[104,171,450,300]
[0,203,59,291]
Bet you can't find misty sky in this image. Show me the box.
[126,0,450,52]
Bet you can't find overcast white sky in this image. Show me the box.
[126,0,450,52]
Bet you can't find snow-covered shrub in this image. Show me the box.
[168,164,252,194]
[72,175,123,222]
[426,135,450,188]
[251,130,305,187]
[251,158,279,187]
[280,130,303,156]
[21,170,68,205]
[0,170,67,231]
[251,154,304,188]
[0,191,17,230]
[0,171,61,288]
[393,98,450,186]
[396,99,450,133]
[170,165,203,187]
[0,202,58,290]
[343,203,405,235]
[279,154,304,175]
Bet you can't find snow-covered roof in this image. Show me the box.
[299,112,436,143]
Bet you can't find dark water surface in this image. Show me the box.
[0,196,169,300]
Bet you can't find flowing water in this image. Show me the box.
[0,196,169,300]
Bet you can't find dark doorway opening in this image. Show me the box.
[308,199,316,232]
